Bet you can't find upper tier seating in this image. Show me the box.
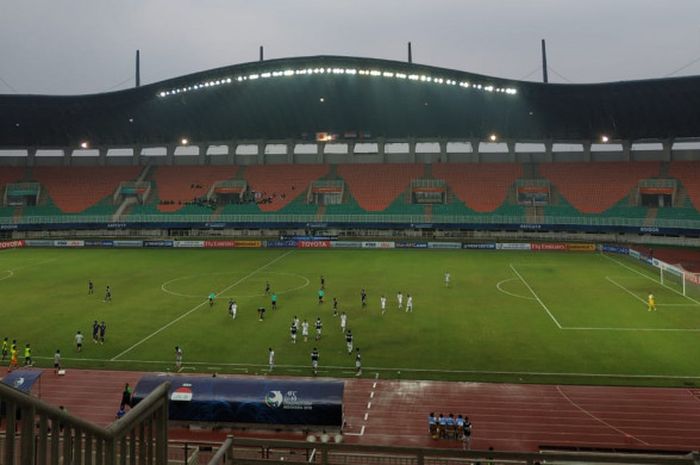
[153,166,237,213]
[539,162,660,213]
[669,162,700,211]
[245,164,329,212]
[0,167,24,192]
[337,164,424,211]
[432,163,523,213]
[33,167,141,213]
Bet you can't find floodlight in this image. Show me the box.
[181,138,189,145]
[80,141,89,149]
[601,135,610,143]
[489,134,498,142]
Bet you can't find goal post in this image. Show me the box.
[659,265,685,295]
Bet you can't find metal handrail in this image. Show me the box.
[206,435,234,465]
[105,381,170,437]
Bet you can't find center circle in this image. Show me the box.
[0,270,14,281]
[161,271,310,299]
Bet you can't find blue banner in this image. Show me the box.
[84,240,114,247]
[2,369,42,393]
[601,245,629,254]
[462,243,496,250]
[133,375,343,427]
[266,240,298,248]
[113,240,143,248]
[395,242,428,248]
[143,240,174,248]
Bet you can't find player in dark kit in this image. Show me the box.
[88,280,94,294]
[264,281,271,295]
[320,275,325,290]
[99,321,107,344]
[332,297,338,316]
[104,286,112,303]
[361,289,367,308]
[92,320,99,343]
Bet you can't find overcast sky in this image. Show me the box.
[1,0,699,95]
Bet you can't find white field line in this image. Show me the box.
[34,356,700,380]
[110,250,295,361]
[495,278,535,301]
[564,326,700,332]
[555,386,650,446]
[0,258,58,282]
[509,264,563,328]
[601,253,700,306]
[606,276,699,307]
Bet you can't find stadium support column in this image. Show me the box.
[166,143,175,164]
[98,147,107,167]
[622,140,631,162]
[27,148,36,168]
[582,140,592,162]
[257,141,265,165]
[316,141,323,164]
[408,138,416,163]
[133,146,142,166]
[199,144,207,165]
[471,138,480,163]
[287,141,295,164]
[544,140,553,162]
[63,148,71,166]
[439,139,447,163]
[378,138,386,163]
[662,139,673,161]
[507,140,516,162]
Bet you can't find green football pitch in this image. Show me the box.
[2,247,700,387]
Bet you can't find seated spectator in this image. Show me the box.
[456,414,465,438]
[446,413,456,439]
[428,412,437,439]
[437,413,446,439]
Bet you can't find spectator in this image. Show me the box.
[428,412,437,439]
[462,416,472,450]
[120,383,132,410]
[437,413,446,439]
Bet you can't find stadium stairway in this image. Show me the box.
[432,163,523,212]
[669,161,700,211]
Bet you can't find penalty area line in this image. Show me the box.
[110,250,295,361]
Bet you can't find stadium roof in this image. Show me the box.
[1,55,700,147]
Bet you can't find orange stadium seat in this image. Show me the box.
[245,164,329,212]
[337,164,424,211]
[432,163,523,212]
[154,166,237,212]
[669,161,700,211]
[0,167,24,191]
[539,162,660,213]
[33,166,141,213]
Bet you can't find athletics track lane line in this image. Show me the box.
[110,250,295,361]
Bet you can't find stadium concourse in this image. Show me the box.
[2,367,700,453]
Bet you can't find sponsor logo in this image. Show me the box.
[496,243,532,250]
[520,224,542,230]
[174,241,204,248]
[106,223,127,229]
[54,240,84,248]
[395,242,429,249]
[565,243,596,252]
[297,241,331,248]
[640,227,660,233]
[234,240,261,248]
[531,243,566,251]
[602,245,629,255]
[84,240,114,247]
[113,240,143,248]
[331,241,363,248]
[427,242,462,249]
[264,390,284,408]
[143,240,174,248]
[0,240,25,249]
[362,241,395,249]
[204,240,236,249]
[266,240,298,248]
[462,243,496,250]
[25,240,53,247]
[264,390,312,411]
[205,223,226,229]
[0,224,18,230]
[171,384,193,402]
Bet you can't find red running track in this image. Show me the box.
[2,367,700,453]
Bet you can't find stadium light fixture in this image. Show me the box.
[181,138,189,145]
[80,141,89,149]
[489,134,498,142]
[319,97,325,103]
[601,135,610,143]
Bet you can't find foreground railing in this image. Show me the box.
[199,436,700,465]
[0,380,170,465]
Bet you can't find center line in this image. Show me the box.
[111,250,294,360]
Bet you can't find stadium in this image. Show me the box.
[2,53,700,464]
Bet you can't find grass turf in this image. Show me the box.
[2,247,700,387]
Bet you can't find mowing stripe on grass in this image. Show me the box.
[509,264,563,329]
[110,250,295,361]
[601,253,700,306]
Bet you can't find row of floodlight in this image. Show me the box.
[156,66,518,99]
